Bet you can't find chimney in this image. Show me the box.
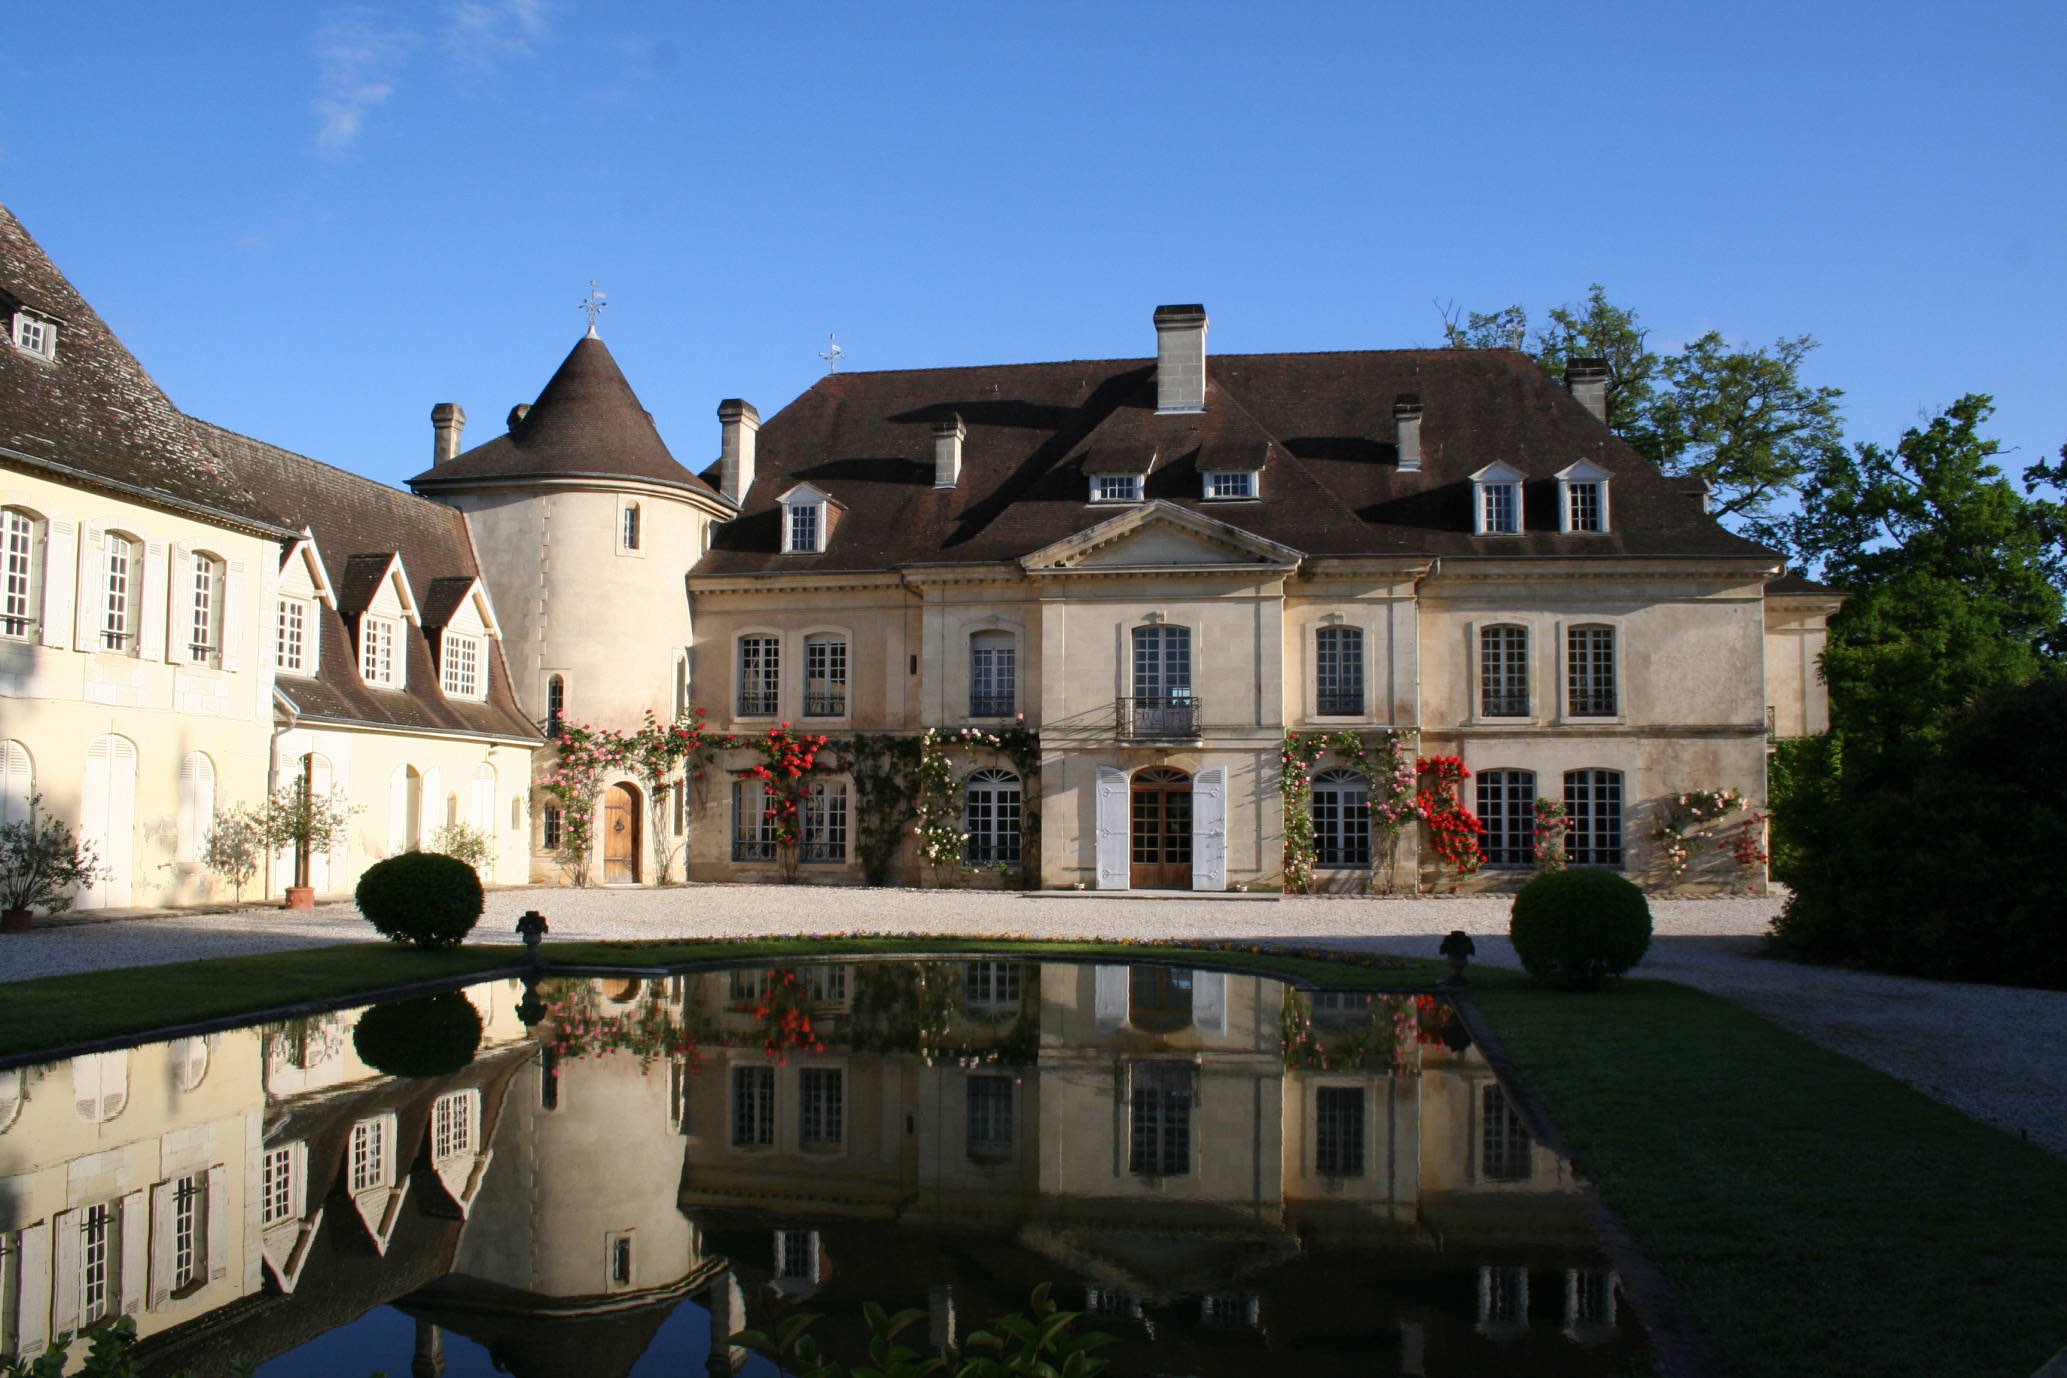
[1153,304,1208,413]
[1565,358,1610,424]
[431,403,466,465]
[717,398,760,505]
[1393,394,1424,472]
[933,413,966,489]
[507,403,531,429]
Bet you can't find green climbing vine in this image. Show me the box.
[1280,728,1418,893]
[841,734,923,884]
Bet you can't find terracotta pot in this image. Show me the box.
[2,908,33,934]
[283,887,316,911]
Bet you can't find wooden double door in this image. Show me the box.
[1130,767,1193,890]
[602,783,641,884]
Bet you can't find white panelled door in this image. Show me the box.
[81,735,138,908]
[1093,965,1130,1031]
[1190,765,1227,891]
[1094,766,1128,889]
[1191,970,1227,1033]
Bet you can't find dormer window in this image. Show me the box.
[1204,471,1257,500]
[787,503,821,552]
[11,311,55,362]
[1470,462,1527,536]
[442,630,484,699]
[361,616,401,688]
[1093,474,1143,503]
[1556,460,1613,534]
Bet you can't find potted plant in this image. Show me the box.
[259,770,359,910]
[0,794,107,932]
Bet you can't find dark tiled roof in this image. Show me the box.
[695,350,1781,576]
[1767,570,1843,596]
[196,421,540,742]
[407,334,721,499]
[0,205,270,528]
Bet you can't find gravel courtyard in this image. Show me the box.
[6,884,2062,1157]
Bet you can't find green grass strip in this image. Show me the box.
[1472,971,2067,1378]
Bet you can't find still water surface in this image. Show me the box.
[0,959,1650,1375]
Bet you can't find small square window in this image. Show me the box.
[1205,471,1256,499]
[1093,475,1143,503]
[12,312,55,361]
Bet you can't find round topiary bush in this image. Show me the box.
[1509,869,1653,990]
[352,992,483,1078]
[356,850,484,949]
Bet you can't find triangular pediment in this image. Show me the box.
[1556,457,1613,482]
[1022,501,1303,572]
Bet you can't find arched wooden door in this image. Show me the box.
[1129,767,1192,890]
[602,783,640,884]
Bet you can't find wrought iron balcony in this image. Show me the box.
[0,614,34,638]
[969,692,1017,719]
[1118,695,1202,740]
[802,693,847,717]
[1480,693,1531,717]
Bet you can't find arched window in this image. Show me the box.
[969,631,1016,717]
[72,1050,128,1124]
[546,674,566,735]
[963,769,1022,865]
[673,654,690,718]
[1480,625,1530,717]
[0,505,45,641]
[621,502,641,551]
[0,739,32,828]
[177,752,217,864]
[802,633,847,717]
[0,1067,21,1133]
[1563,769,1624,867]
[389,766,423,853]
[101,531,141,654]
[471,763,497,832]
[1477,769,1536,867]
[1566,626,1617,717]
[1312,769,1370,868]
[188,551,225,665]
[1315,626,1364,717]
[168,1036,211,1092]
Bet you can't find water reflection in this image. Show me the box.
[0,961,1646,1376]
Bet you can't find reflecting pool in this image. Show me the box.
[0,959,1651,1376]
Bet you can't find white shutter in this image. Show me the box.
[149,1182,175,1309]
[41,518,75,649]
[205,1164,229,1282]
[166,544,194,664]
[50,1209,80,1338]
[423,768,445,836]
[17,1220,50,1355]
[1191,766,1227,891]
[387,767,409,854]
[139,541,168,661]
[220,559,245,672]
[0,740,31,827]
[471,765,496,832]
[1095,766,1128,889]
[119,1191,145,1317]
[1192,970,1227,1033]
[1094,965,1130,1032]
[177,754,201,863]
[73,523,104,650]
[87,737,139,908]
[81,739,111,909]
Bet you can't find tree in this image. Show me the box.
[0,795,105,918]
[202,804,265,901]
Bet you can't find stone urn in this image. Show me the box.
[1,908,32,934]
[283,886,316,911]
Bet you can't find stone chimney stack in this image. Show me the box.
[717,399,760,506]
[1153,304,1208,414]
[1393,394,1424,472]
[431,403,466,465]
[1565,358,1610,424]
[933,413,966,489]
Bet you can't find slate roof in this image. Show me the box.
[196,421,540,742]
[407,334,722,500]
[694,349,1781,576]
[0,205,279,533]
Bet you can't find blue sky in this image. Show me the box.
[4,1,2061,493]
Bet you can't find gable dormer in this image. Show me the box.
[422,576,503,702]
[274,531,338,679]
[1083,446,1155,504]
[344,553,420,690]
[1556,458,1613,534]
[777,483,840,554]
[1470,461,1527,536]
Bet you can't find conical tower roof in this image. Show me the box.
[409,334,719,499]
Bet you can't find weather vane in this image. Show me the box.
[580,280,607,337]
[818,331,844,373]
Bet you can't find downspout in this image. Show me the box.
[269,687,300,896]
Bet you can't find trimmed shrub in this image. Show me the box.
[352,992,483,1078]
[1510,869,1652,990]
[356,850,484,949]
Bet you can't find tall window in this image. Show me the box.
[546,675,566,734]
[775,1229,819,1282]
[969,630,1016,717]
[786,502,822,553]
[432,1091,478,1159]
[1,506,43,639]
[102,531,139,653]
[176,752,216,865]
[1480,625,1530,717]
[1129,965,1193,1032]
[1480,481,1521,534]
[1567,626,1617,716]
[1567,481,1605,532]
[739,636,779,715]
[1481,1084,1533,1181]
[349,1118,391,1193]
[803,634,847,716]
[1128,1062,1194,1176]
[967,1074,1014,1160]
[621,502,641,550]
[261,1144,303,1227]
[801,780,847,863]
[172,1171,207,1291]
[963,960,1022,1012]
[276,598,310,673]
[1477,770,1536,867]
[80,1201,116,1322]
[442,632,482,698]
[963,770,1021,865]
[188,553,224,664]
[1312,769,1371,868]
[732,1065,774,1148]
[732,780,777,860]
[542,803,563,850]
[1563,769,1624,866]
[799,1067,844,1150]
[1315,626,1364,716]
[1315,1085,1366,1175]
[360,616,399,687]
[1133,624,1191,699]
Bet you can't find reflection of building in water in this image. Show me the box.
[0,965,1640,1376]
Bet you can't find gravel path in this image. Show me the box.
[6,885,2061,1157]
